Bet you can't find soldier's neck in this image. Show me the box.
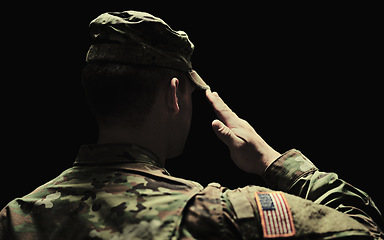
[97,122,168,166]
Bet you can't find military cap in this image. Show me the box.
[86,10,210,90]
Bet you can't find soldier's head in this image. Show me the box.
[82,63,191,127]
[82,11,209,159]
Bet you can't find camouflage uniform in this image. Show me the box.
[1,144,383,239]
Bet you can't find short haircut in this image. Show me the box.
[81,63,188,127]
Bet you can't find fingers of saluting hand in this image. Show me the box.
[205,90,281,175]
[205,89,239,127]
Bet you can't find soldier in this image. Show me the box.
[1,10,383,240]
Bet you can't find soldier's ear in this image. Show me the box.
[168,78,180,114]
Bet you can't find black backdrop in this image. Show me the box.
[2,3,382,213]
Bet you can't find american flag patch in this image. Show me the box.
[254,192,295,238]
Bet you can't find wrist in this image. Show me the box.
[255,149,281,176]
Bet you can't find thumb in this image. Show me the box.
[211,119,237,147]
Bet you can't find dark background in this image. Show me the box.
[2,3,382,213]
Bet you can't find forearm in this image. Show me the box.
[263,149,384,238]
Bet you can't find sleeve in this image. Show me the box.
[178,183,242,240]
[262,149,384,239]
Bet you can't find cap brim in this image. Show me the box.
[188,70,210,90]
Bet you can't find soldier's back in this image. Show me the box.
[1,161,204,240]
[1,145,381,240]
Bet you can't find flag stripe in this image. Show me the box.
[255,192,296,238]
[272,195,285,234]
[277,193,294,233]
[274,193,288,233]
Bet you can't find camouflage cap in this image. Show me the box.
[86,10,210,90]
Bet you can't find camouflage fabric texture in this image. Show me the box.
[1,144,383,239]
[87,11,193,71]
[86,10,210,90]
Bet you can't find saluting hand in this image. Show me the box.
[205,90,281,176]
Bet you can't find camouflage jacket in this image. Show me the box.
[1,144,383,240]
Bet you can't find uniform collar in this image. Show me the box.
[74,144,164,168]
